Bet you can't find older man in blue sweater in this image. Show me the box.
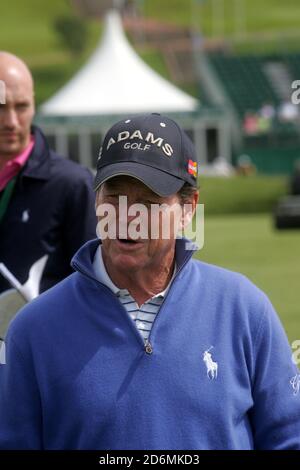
[0,113,299,450]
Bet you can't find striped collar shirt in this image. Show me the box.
[93,245,176,343]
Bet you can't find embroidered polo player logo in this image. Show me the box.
[21,210,30,223]
[203,347,218,380]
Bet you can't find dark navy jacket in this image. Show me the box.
[0,126,97,294]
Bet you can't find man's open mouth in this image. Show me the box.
[117,238,141,244]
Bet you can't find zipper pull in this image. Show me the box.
[145,340,153,355]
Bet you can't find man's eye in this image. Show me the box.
[16,104,29,111]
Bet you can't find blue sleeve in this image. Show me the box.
[0,333,43,449]
[250,297,300,449]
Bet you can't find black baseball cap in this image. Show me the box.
[94,113,198,196]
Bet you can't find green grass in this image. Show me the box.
[139,49,170,80]
[143,0,300,55]
[4,0,300,60]
[195,213,300,341]
[199,175,287,215]
[0,0,71,61]
[1,0,300,104]
[144,0,300,37]
[0,0,102,105]
[32,61,86,106]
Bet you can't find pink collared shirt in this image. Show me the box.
[0,137,35,192]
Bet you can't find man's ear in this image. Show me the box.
[180,191,199,230]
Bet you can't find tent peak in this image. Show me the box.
[41,9,198,116]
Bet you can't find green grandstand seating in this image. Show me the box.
[205,52,300,173]
[208,53,281,118]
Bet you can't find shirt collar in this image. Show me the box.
[13,136,35,167]
[92,244,176,299]
[1,136,34,169]
[0,137,35,192]
[93,245,120,295]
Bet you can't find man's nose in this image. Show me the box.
[3,109,18,128]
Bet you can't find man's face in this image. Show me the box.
[96,176,185,274]
[0,75,34,158]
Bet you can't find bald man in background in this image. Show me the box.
[0,52,97,299]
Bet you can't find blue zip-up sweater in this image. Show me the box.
[0,239,299,450]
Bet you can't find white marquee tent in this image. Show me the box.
[38,11,231,169]
[41,10,198,116]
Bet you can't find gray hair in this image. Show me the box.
[178,183,199,205]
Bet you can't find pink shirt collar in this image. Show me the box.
[0,137,35,192]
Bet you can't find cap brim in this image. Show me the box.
[94,162,184,197]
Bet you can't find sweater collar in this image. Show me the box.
[71,238,196,286]
[92,244,177,298]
